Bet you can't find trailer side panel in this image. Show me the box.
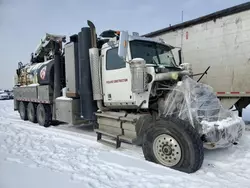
[146,9,250,108]
[150,10,250,96]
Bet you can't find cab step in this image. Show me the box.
[94,129,135,148]
[119,135,133,144]
[94,129,121,148]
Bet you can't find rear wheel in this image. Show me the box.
[36,104,52,127]
[19,101,28,120]
[27,102,37,123]
[142,117,204,173]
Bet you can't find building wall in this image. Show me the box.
[151,10,250,94]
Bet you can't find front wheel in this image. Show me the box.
[142,117,204,173]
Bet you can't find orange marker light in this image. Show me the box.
[124,40,127,47]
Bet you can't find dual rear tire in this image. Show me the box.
[19,101,28,121]
[18,101,51,127]
[36,104,52,127]
[27,102,37,123]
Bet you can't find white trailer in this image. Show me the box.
[144,2,250,116]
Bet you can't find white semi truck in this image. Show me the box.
[144,2,250,117]
[13,20,244,173]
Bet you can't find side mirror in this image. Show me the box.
[118,31,129,60]
[178,49,183,65]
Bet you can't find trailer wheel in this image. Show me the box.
[36,104,51,127]
[27,102,37,123]
[19,101,28,121]
[142,117,204,173]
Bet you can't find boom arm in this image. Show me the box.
[32,33,66,63]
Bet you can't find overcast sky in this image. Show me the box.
[0,0,249,89]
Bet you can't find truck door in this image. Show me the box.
[102,46,133,105]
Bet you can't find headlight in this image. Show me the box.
[171,72,179,80]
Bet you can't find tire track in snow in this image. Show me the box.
[0,100,250,188]
[0,120,192,188]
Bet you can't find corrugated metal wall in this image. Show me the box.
[150,10,250,95]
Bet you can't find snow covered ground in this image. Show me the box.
[0,100,250,188]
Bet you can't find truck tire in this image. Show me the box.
[134,114,153,146]
[19,101,28,121]
[36,104,52,127]
[142,117,204,173]
[27,102,37,123]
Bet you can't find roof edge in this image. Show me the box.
[143,2,250,37]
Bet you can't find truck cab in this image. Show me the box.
[98,31,189,111]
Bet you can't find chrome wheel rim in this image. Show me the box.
[153,134,182,166]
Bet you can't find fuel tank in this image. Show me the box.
[17,59,54,86]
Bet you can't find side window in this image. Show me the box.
[106,47,126,70]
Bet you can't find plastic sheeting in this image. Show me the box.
[158,76,245,149]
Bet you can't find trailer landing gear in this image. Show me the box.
[142,117,204,173]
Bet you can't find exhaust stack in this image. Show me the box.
[77,27,97,120]
[52,41,62,120]
[87,20,107,111]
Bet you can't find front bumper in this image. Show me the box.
[201,117,245,149]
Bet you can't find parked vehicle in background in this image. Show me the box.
[8,91,14,99]
[0,91,9,100]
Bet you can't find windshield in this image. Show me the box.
[130,40,177,67]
